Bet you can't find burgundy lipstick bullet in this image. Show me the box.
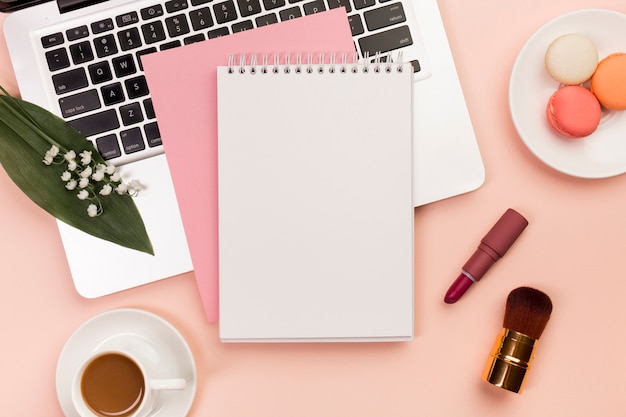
[444,208,528,304]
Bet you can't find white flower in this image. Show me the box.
[67,159,77,171]
[92,170,105,182]
[116,183,129,195]
[105,163,117,175]
[95,164,107,173]
[127,179,142,196]
[99,184,113,196]
[87,204,98,217]
[110,171,121,182]
[79,150,92,165]
[61,171,72,181]
[43,154,54,165]
[79,166,92,178]
[65,179,77,190]
[64,150,76,161]
[79,177,90,188]
[77,189,89,200]
[48,145,60,157]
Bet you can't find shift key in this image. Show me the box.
[358,25,412,57]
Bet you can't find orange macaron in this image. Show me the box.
[590,53,626,111]
[546,85,601,138]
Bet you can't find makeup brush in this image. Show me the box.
[482,286,553,394]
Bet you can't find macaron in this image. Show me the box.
[546,85,601,138]
[590,52,626,110]
[545,34,598,85]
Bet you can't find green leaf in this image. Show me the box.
[0,91,154,255]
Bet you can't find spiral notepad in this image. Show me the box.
[217,53,414,342]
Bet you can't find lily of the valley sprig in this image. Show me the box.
[0,87,153,255]
[43,145,142,218]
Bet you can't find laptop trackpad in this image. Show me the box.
[57,154,193,298]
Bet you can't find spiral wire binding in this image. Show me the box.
[226,51,406,75]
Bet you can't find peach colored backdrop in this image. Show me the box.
[2,1,626,415]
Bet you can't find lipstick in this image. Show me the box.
[444,208,528,304]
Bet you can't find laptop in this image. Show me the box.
[1,0,484,297]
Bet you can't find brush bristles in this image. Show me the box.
[502,286,553,340]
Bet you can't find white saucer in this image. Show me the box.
[56,308,197,417]
[509,9,626,179]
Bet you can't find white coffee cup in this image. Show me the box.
[71,349,186,417]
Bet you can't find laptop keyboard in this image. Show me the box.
[40,0,427,165]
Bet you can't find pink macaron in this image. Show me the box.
[546,85,601,138]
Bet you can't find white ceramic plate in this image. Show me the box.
[509,9,626,178]
[56,308,197,417]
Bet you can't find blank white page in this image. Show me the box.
[217,57,414,342]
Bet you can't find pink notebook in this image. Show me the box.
[142,9,355,322]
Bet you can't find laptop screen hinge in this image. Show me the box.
[57,0,106,13]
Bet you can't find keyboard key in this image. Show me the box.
[213,0,238,24]
[141,4,164,20]
[279,6,302,20]
[112,54,137,77]
[363,3,406,31]
[165,14,191,37]
[119,102,144,126]
[189,8,214,30]
[327,0,350,12]
[68,109,119,137]
[101,83,125,105]
[232,20,254,32]
[409,59,420,73]
[52,68,88,94]
[348,15,364,36]
[120,127,146,154]
[358,25,412,56]
[303,0,325,15]
[45,48,70,71]
[144,122,162,147]
[118,28,143,51]
[96,134,122,160]
[142,21,167,44]
[208,27,230,38]
[263,0,285,10]
[116,12,140,27]
[191,0,211,5]
[237,0,262,17]
[124,76,150,99]
[255,13,278,26]
[59,89,101,118]
[93,34,119,57]
[88,61,113,84]
[66,26,89,41]
[160,40,182,50]
[143,98,156,119]
[165,0,188,12]
[353,0,375,10]
[184,33,206,44]
[91,19,115,34]
[70,41,94,64]
[41,33,64,48]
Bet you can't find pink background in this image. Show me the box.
[2,0,626,415]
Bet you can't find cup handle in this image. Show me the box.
[150,378,187,390]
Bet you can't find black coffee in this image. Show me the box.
[81,353,145,417]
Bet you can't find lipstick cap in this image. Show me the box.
[482,329,537,394]
[481,209,528,258]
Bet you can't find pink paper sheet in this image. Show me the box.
[143,9,355,322]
